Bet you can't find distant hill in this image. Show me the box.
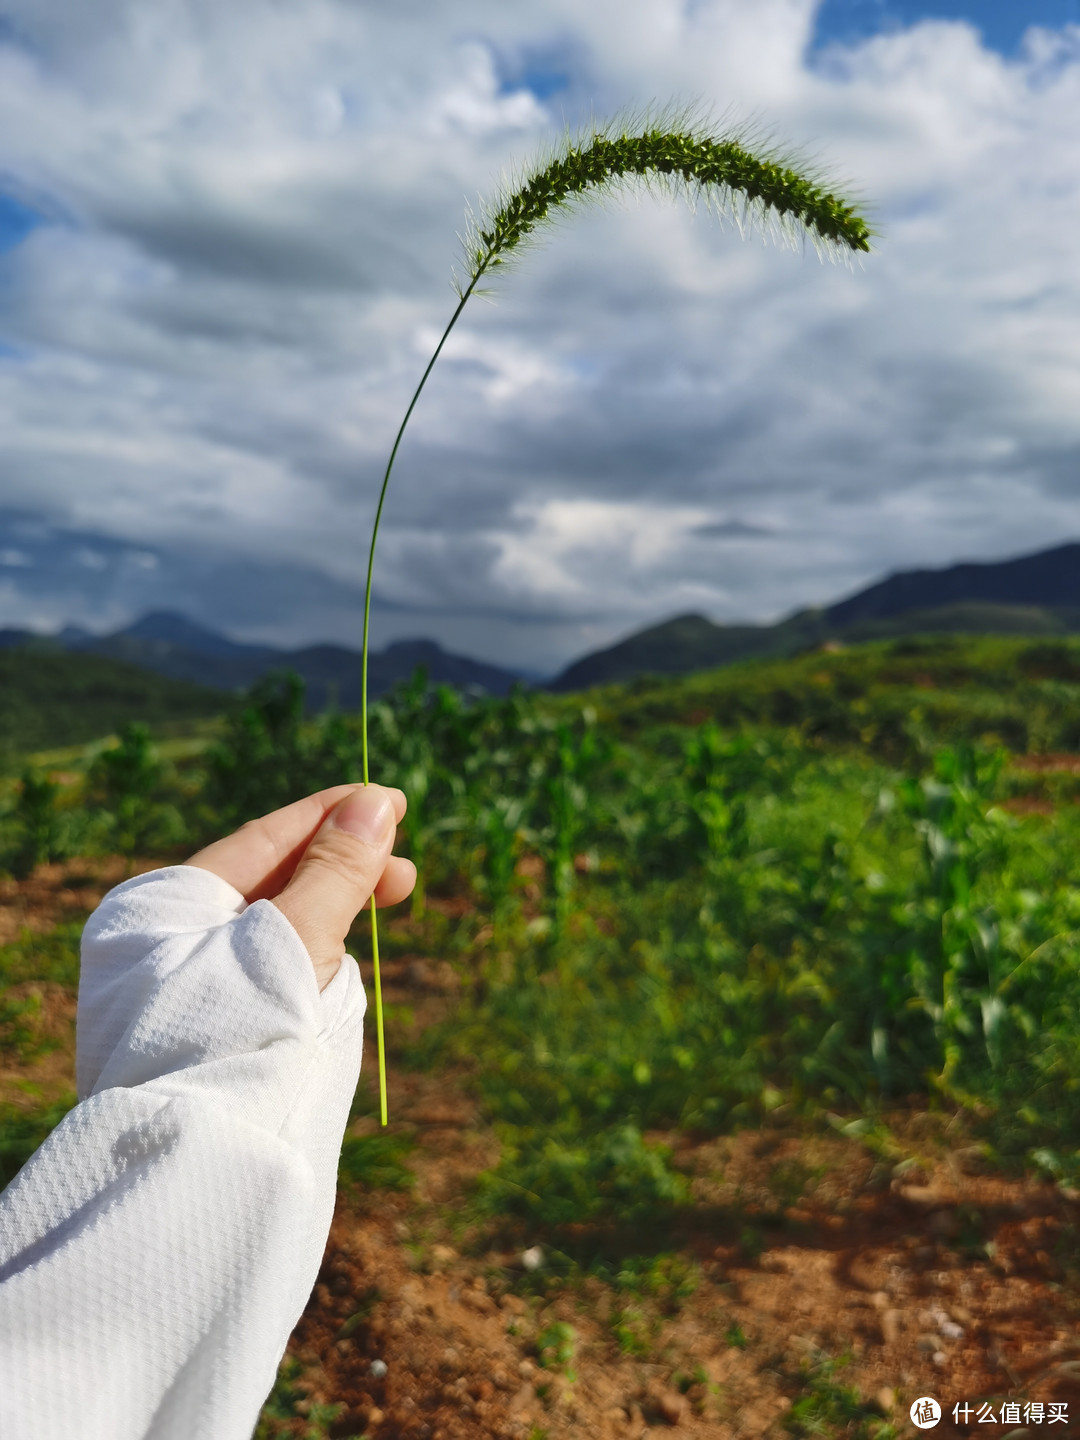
[551,612,826,692]
[551,540,1080,691]
[0,648,223,758]
[0,611,525,710]
[826,541,1080,627]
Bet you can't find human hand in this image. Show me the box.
[183,784,416,990]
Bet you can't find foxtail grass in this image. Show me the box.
[361,101,874,1124]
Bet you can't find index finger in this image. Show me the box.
[184,783,407,903]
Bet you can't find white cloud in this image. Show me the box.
[0,0,1078,673]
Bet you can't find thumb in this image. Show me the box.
[270,785,396,988]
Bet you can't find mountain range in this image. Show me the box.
[3,538,1079,702]
[0,613,524,709]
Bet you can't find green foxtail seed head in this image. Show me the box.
[364,102,875,1126]
[453,102,873,299]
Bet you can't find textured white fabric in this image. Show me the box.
[0,864,366,1439]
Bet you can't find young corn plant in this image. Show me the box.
[361,101,873,1124]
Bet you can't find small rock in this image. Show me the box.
[430,1244,457,1265]
[916,1334,939,1353]
[656,1389,687,1425]
[508,1382,533,1413]
[367,1407,385,1428]
[880,1310,901,1345]
[369,1358,388,1379]
[933,1351,947,1367]
[518,1358,537,1377]
[897,1184,945,1207]
[520,1246,544,1271]
[876,1387,896,1413]
[939,1321,964,1341]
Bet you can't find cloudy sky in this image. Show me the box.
[1,0,1079,675]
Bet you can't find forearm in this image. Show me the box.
[0,867,366,1440]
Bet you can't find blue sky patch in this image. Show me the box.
[0,191,45,254]
[511,64,567,100]
[813,0,1080,55]
[493,43,570,101]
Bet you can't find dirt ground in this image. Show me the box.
[301,1129,1080,1439]
[0,854,149,947]
[3,862,1080,1438]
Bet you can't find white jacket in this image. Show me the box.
[0,865,366,1439]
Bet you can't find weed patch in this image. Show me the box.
[0,1092,79,1189]
[337,1132,415,1194]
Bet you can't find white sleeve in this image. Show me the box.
[0,864,367,1440]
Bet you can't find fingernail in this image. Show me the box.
[330,788,394,843]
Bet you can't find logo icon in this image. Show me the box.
[910,1397,942,1429]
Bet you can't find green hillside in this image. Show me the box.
[551,600,1080,691]
[0,646,225,763]
[573,632,1080,761]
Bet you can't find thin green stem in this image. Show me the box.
[361,272,482,782]
[360,268,485,1126]
[369,894,386,1126]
